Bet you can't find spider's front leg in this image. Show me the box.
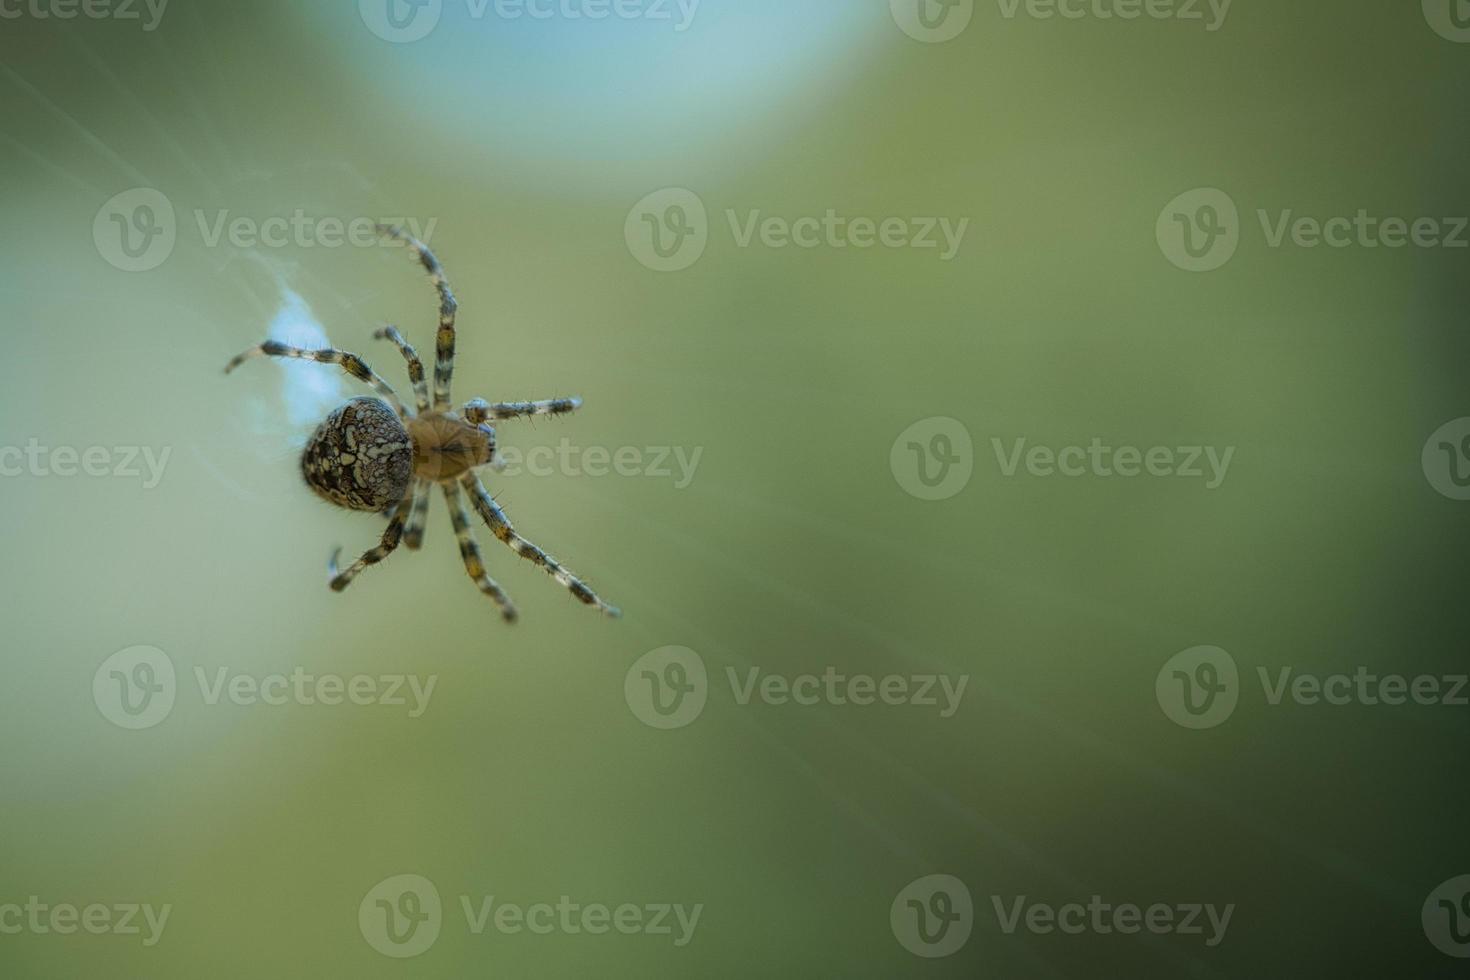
[377,224,457,410]
[327,492,414,591]
[224,341,407,418]
[374,325,431,416]
[463,397,583,423]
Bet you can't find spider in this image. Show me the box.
[224,224,620,623]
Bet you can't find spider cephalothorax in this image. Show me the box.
[224,225,619,623]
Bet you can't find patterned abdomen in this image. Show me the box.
[301,397,413,512]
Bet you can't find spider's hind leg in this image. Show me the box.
[328,492,413,592]
[462,473,620,618]
[443,482,518,622]
[403,479,432,551]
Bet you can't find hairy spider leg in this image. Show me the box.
[443,481,518,621]
[327,491,414,591]
[224,341,405,418]
[377,224,457,411]
[462,473,620,617]
[374,325,431,415]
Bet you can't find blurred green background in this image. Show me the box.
[1,0,1468,976]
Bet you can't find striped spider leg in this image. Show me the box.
[461,472,621,618]
[376,223,457,410]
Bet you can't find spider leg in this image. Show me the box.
[377,224,457,411]
[327,491,413,592]
[374,325,430,415]
[443,481,518,622]
[461,473,620,618]
[224,341,406,417]
[463,397,582,423]
[403,478,432,551]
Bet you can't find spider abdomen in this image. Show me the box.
[301,397,413,512]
